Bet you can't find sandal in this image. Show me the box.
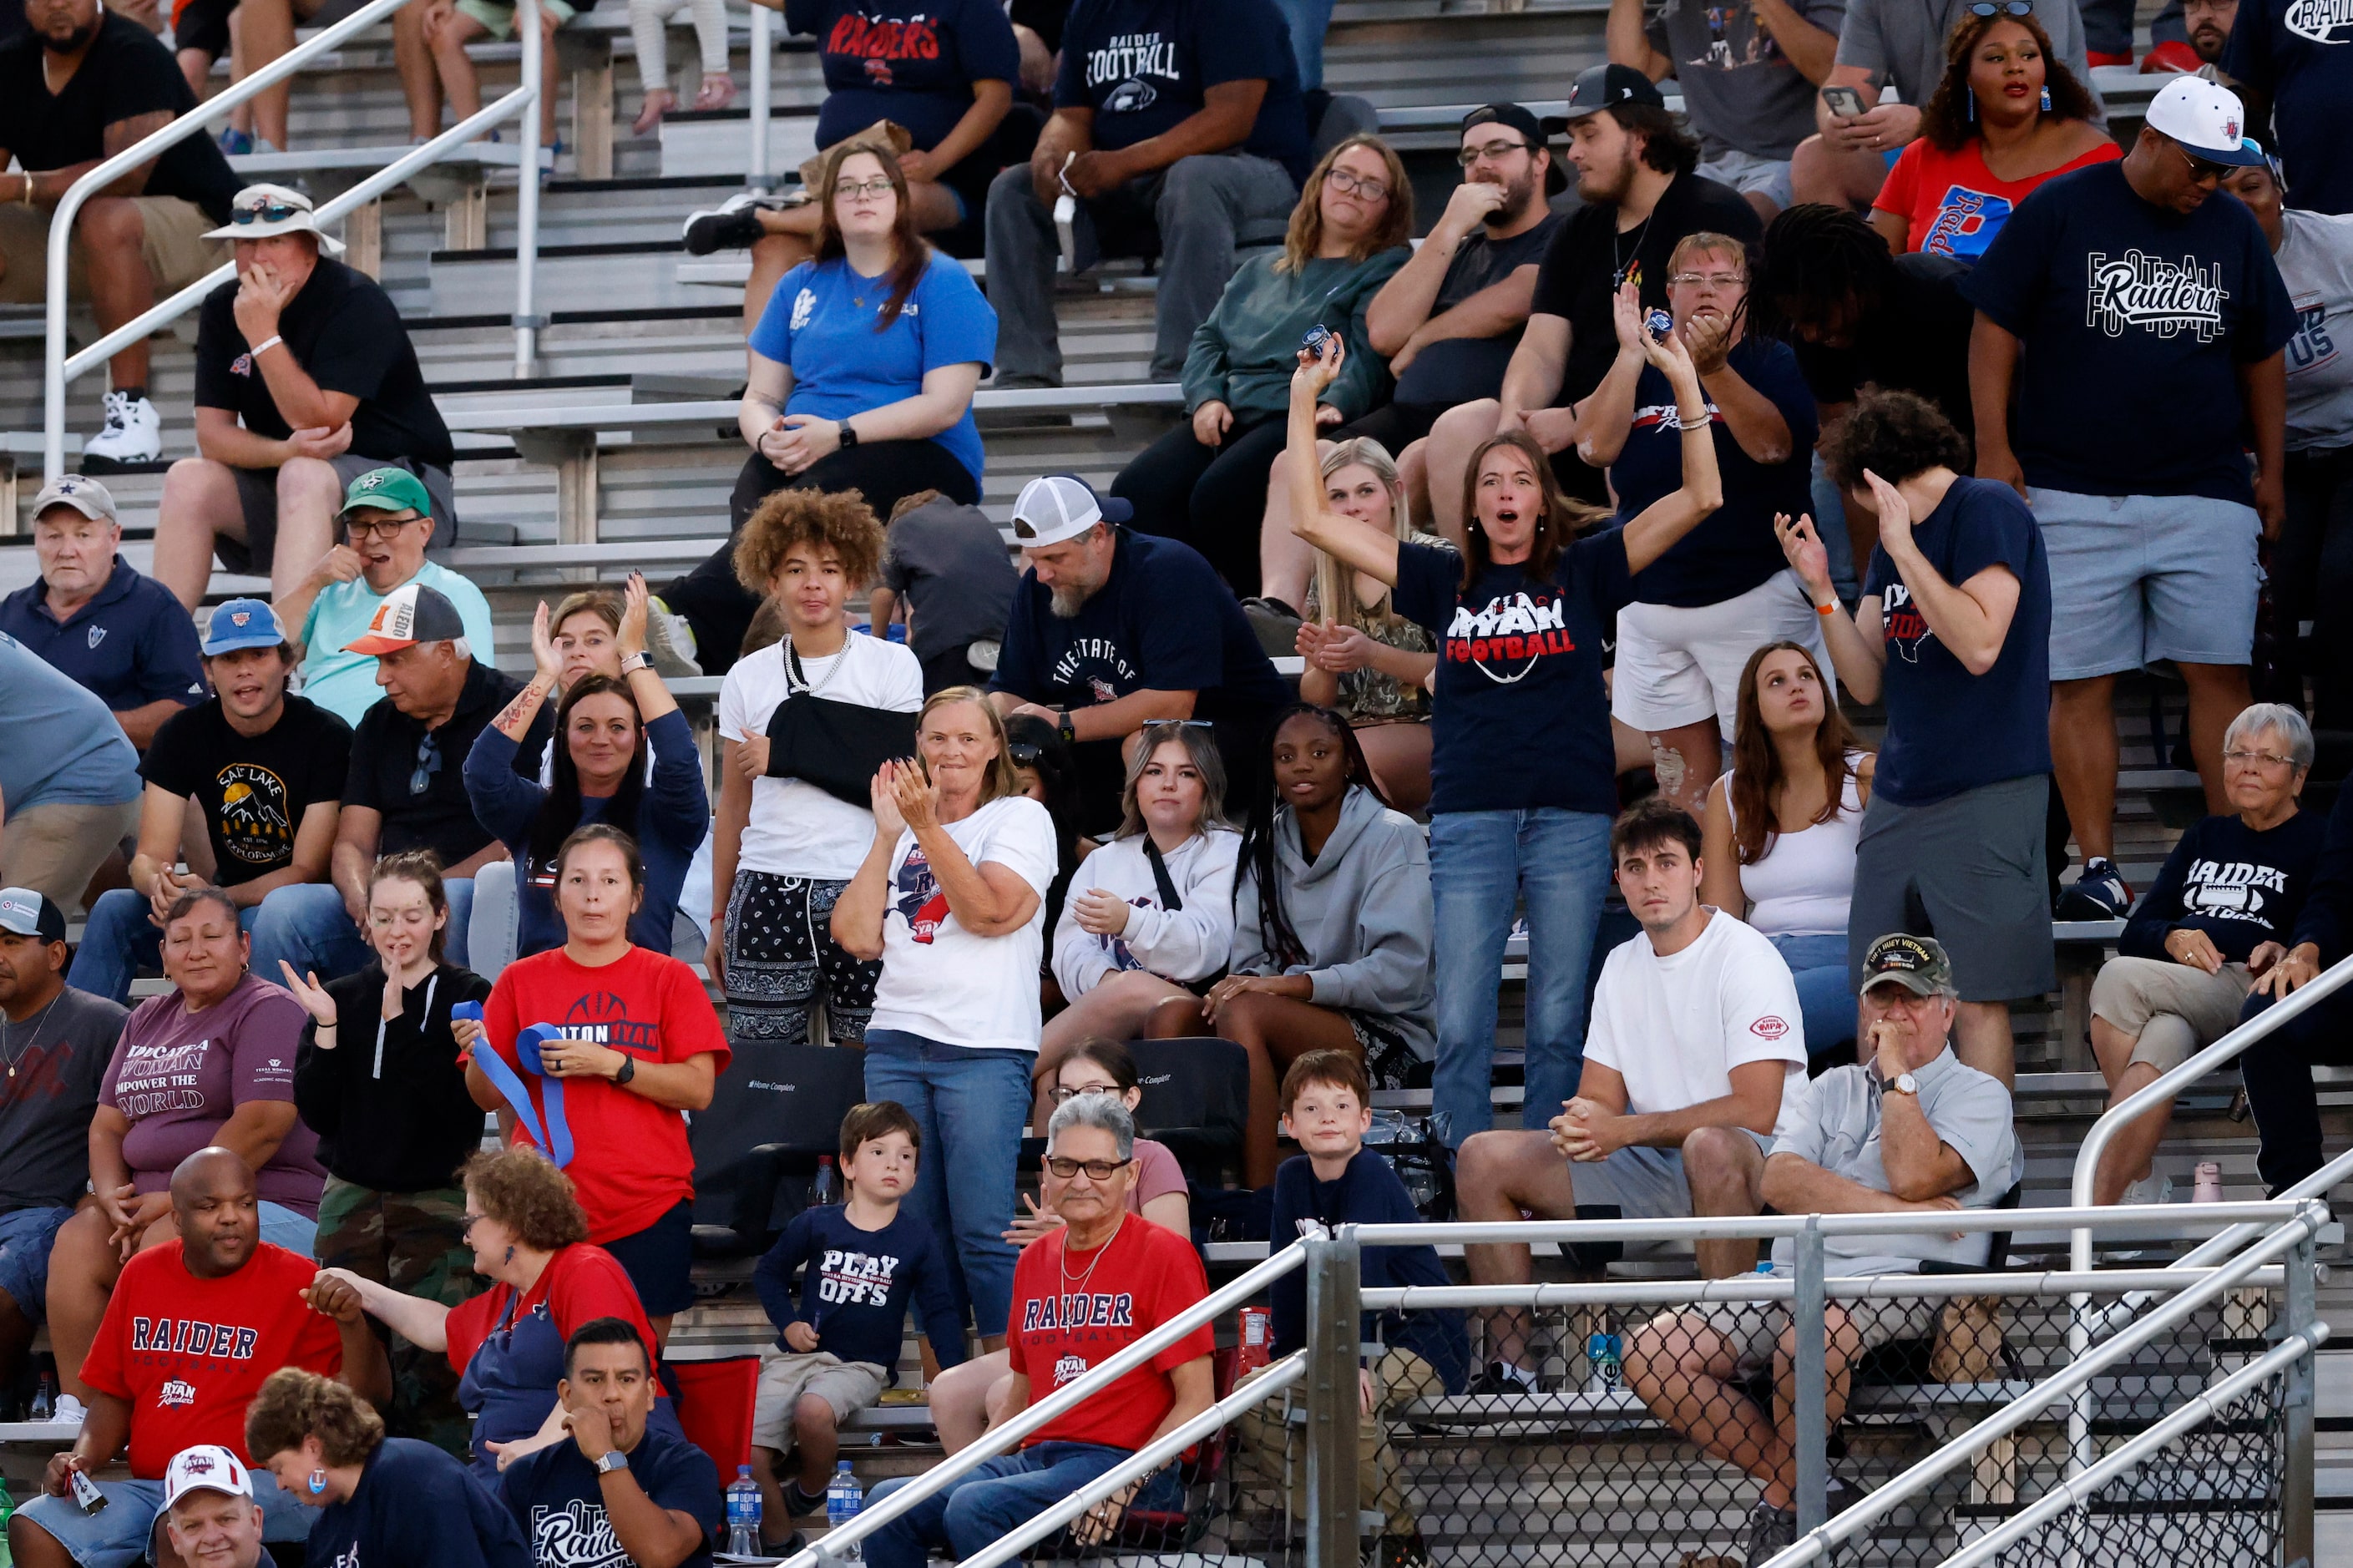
[694,73,736,111]
[631,89,678,136]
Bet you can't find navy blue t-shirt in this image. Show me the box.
[753,1202,968,1375]
[2225,2,2353,218]
[1861,477,2052,807]
[2121,808,2327,964]
[1961,160,2298,505]
[1268,1150,1467,1392]
[0,559,205,721]
[502,1423,720,1568]
[1390,532,1633,817]
[992,528,1289,726]
[1616,335,1817,609]
[1053,0,1312,183]
[309,1438,532,1568]
[788,0,1021,153]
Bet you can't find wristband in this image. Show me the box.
[1814,600,1837,616]
[250,335,284,359]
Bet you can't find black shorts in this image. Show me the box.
[174,0,235,62]
[601,1198,696,1318]
[224,454,459,577]
[1336,402,1443,456]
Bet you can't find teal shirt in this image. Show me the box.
[1180,246,1411,422]
[296,560,498,726]
[0,631,140,809]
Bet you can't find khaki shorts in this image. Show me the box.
[0,196,228,306]
[751,1349,889,1450]
[0,799,141,916]
[1669,1293,1941,1376]
[2089,954,2254,1074]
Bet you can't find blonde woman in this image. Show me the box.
[1110,135,1415,594]
[1291,437,1440,812]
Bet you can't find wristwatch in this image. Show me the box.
[837,419,860,449]
[614,1055,637,1087]
[620,650,655,675]
[595,1450,630,1476]
[1890,1072,1920,1097]
[1058,710,1076,744]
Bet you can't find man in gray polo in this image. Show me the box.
[1624,933,2022,1563]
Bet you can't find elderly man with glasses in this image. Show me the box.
[248,574,546,984]
[862,1093,1214,1568]
[1962,75,2295,924]
[154,184,461,620]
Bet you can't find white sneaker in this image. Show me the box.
[82,390,161,468]
[645,596,701,677]
[52,1393,87,1427]
[2121,1171,2175,1207]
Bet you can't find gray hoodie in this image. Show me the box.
[1231,786,1435,1060]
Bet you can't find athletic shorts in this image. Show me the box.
[224,453,458,577]
[2033,487,2260,680]
[1667,1284,1939,1375]
[453,0,578,37]
[1696,148,1793,209]
[751,1349,890,1449]
[602,1198,695,1317]
[1847,773,2055,1003]
[1612,570,1829,741]
[1567,1134,1773,1220]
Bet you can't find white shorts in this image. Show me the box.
[1612,570,1831,741]
[1696,149,1794,209]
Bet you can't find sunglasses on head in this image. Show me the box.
[231,202,306,225]
[1007,741,1045,766]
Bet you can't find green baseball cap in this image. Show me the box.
[339,466,434,519]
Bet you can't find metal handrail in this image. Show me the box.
[746,1,774,190]
[1935,1324,2329,1568]
[1347,1201,2306,1252]
[1362,1264,2285,1312]
[41,0,546,474]
[778,1244,1307,1568]
[957,1352,1308,1568]
[2069,951,2353,1273]
[1757,1197,2332,1567]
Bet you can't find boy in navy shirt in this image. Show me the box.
[1965,76,2295,922]
[1238,1052,1466,1566]
[751,1101,964,1545]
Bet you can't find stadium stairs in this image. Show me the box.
[0,0,2335,1554]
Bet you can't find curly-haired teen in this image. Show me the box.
[1778,389,2052,1087]
[648,139,998,676]
[712,488,924,1046]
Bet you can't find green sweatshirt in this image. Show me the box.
[1180,246,1411,422]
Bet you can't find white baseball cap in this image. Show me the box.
[163,1446,254,1510]
[2143,77,2266,169]
[1010,473,1132,549]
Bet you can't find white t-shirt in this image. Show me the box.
[1582,908,1808,1138]
[870,793,1060,1054]
[716,631,924,883]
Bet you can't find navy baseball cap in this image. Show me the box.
[1562,63,1667,121]
[201,598,286,656]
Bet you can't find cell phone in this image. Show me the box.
[1821,85,1869,119]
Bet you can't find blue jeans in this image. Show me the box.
[1769,932,1857,1063]
[249,878,475,985]
[1809,453,1861,604]
[864,1442,1133,1568]
[68,890,261,1004]
[0,1205,69,1323]
[1270,0,1333,85]
[862,1029,1029,1337]
[1429,808,1612,1146]
[17,1468,311,1568]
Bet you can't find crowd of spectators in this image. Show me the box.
[5,0,2353,1562]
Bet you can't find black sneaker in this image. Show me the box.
[1742,1500,1798,1566]
[681,192,772,255]
[1371,1529,1433,1568]
[1464,1361,1538,1398]
[2056,857,2132,920]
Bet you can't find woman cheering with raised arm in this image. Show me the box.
[1288,328,1721,1152]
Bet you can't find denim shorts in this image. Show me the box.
[1696,147,1793,208]
[2032,486,2260,679]
[0,1204,71,1322]
[16,1468,311,1568]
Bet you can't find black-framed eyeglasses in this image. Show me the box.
[410,731,442,796]
[231,201,306,225]
[1049,1083,1126,1103]
[1966,2,2032,16]
[344,513,422,541]
[1325,168,1390,201]
[832,177,895,200]
[1045,1155,1136,1180]
[1457,139,1532,167]
[2175,142,2232,183]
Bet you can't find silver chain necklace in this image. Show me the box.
[0,992,64,1081]
[1059,1211,1127,1296]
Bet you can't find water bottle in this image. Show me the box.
[1586,1330,1622,1393]
[812,1156,839,1209]
[725,1465,762,1556]
[29,1374,53,1422]
[826,1459,863,1561]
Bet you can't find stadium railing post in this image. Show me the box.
[2284,1226,2317,1568]
[1791,1218,1828,1536]
[1303,1228,1361,1568]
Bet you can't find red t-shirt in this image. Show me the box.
[483,946,731,1242]
[1875,136,2120,260]
[1005,1216,1212,1451]
[443,1242,660,1374]
[81,1242,344,1478]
